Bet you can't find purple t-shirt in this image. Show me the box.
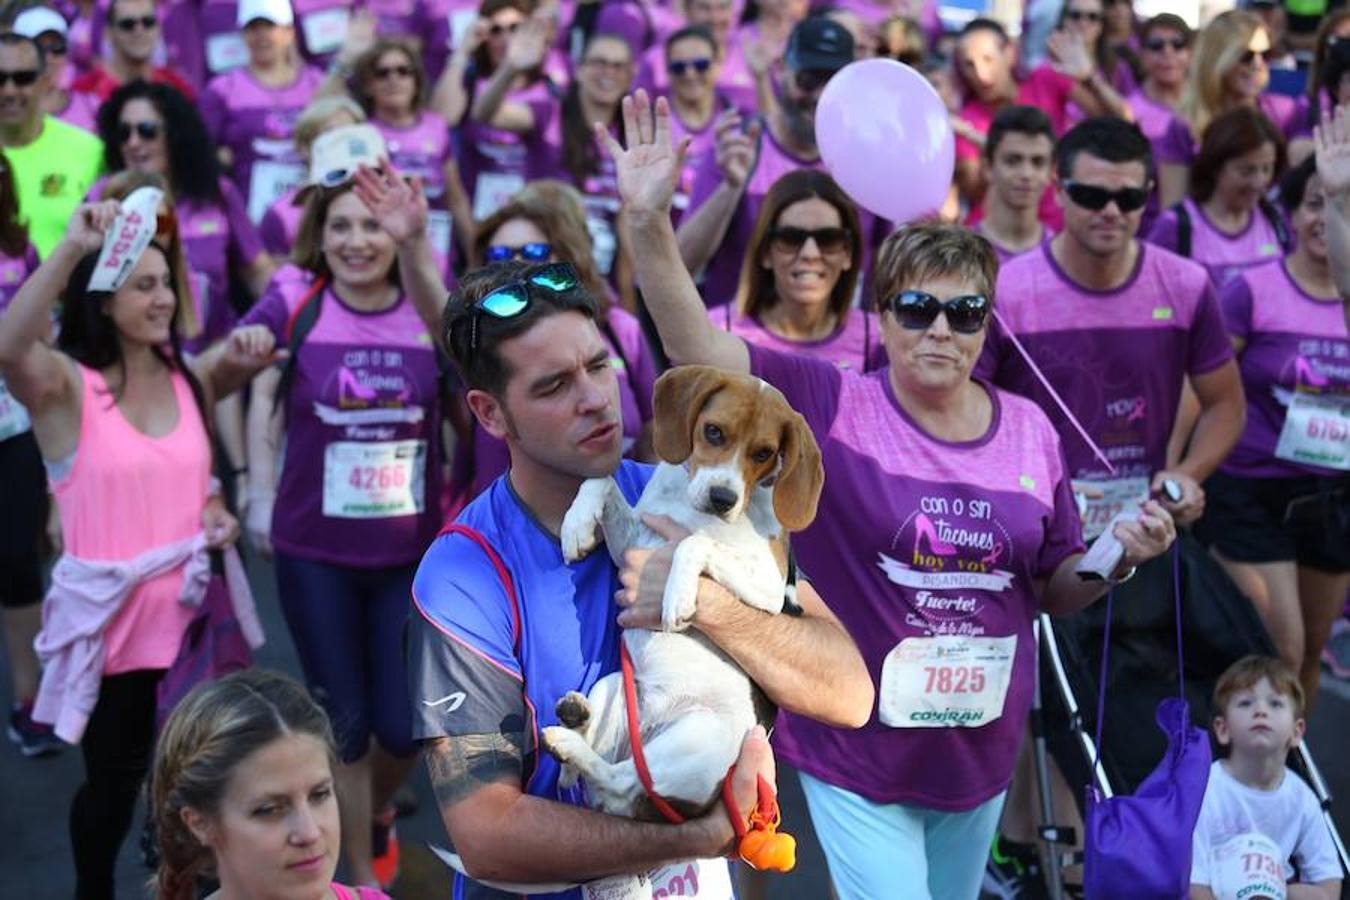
[1127,88,1176,235]
[0,243,40,313]
[201,65,325,223]
[458,75,561,222]
[55,89,101,135]
[260,186,305,258]
[1145,197,1285,288]
[809,0,941,43]
[975,224,1054,267]
[748,344,1085,810]
[411,0,479,84]
[979,243,1234,481]
[667,97,735,224]
[713,307,885,372]
[456,305,657,501]
[1156,93,1304,167]
[241,276,443,566]
[1219,260,1350,479]
[178,178,267,351]
[376,112,455,269]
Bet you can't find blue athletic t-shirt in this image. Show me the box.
[408,460,656,900]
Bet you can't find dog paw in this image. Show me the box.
[561,479,609,561]
[542,726,578,763]
[557,762,580,790]
[555,691,591,730]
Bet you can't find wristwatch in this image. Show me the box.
[1106,564,1137,586]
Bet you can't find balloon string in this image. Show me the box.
[992,309,1117,476]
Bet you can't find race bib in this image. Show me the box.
[322,440,426,518]
[426,209,453,260]
[878,634,1017,728]
[587,215,617,276]
[1275,392,1350,471]
[248,160,307,223]
[582,859,734,900]
[1078,476,1151,540]
[205,31,249,73]
[300,6,351,55]
[0,378,32,442]
[1211,831,1286,900]
[472,171,525,222]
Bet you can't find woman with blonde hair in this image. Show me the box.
[153,668,390,900]
[1157,9,1303,207]
[455,178,657,502]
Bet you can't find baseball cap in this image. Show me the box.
[308,124,386,188]
[12,7,69,39]
[237,0,294,28]
[785,17,854,73]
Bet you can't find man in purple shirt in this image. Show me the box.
[974,105,1056,264]
[675,15,852,306]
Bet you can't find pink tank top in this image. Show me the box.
[50,363,211,674]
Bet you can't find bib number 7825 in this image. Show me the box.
[924,665,987,695]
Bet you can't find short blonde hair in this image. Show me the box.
[1213,654,1305,722]
[869,221,998,312]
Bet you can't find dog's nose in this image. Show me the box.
[707,486,738,515]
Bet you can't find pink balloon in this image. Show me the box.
[816,59,955,225]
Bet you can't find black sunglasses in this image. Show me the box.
[0,69,39,87]
[118,120,161,143]
[461,262,580,357]
[886,290,991,334]
[485,242,552,263]
[1144,35,1188,52]
[769,226,851,256]
[374,64,414,80]
[1062,179,1149,213]
[1238,47,1276,66]
[488,21,519,37]
[115,14,158,30]
[1065,9,1102,23]
[668,57,712,77]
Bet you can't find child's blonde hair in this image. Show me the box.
[1213,654,1305,722]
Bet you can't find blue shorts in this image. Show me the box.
[275,552,418,762]
[798,771,1006,900]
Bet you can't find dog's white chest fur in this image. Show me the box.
[545,464,789,819]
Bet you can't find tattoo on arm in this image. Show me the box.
[424,733,525,808]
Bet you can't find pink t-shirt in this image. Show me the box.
[713,307,885,372]
[55,89,101,135]
[1144,197,1286,288]
[956,65,1076,163]
[51,364,210,673]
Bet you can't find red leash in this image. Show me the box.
[620,640,686,824]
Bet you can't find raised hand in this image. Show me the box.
[744,35,780,78]
[599,90,691,219]
[505,15,550,73]
[353,159,429,245]
[1046,30,1093,82]
[1315,104,1350,199]
[713,108,760,191]
[336,8,377,66]
[63,200,121,254]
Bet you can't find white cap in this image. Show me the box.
[13,7,69,39]
[237,0,294,28]
[308,124,386,188]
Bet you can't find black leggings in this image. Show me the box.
[70,669,163,900]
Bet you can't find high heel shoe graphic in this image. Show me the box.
[338,367,378,405]
[912,513,958,557]
[1294,356,1329,388]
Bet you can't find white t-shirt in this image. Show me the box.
[1191,760,1341,899]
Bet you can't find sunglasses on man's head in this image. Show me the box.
[0,69,39,87]
[1065,9,1102,23]
[115,14,158,31]
[1144,35,1188,53]
[769,226,851,256]
[463,262,580,356]
[668,57,712,77]
[886,290,990,334]
[485,242,552,263]
[1062,179,1149,213]
[1238,47,1276,66]
[118,120,160,143]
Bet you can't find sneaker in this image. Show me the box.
[1321,618,1350,680]
[983,834,1051,900]
[6,702,63,758]
[371,806,400,889]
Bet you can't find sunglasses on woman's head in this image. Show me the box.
[1062,179,1149,213]
[465,262,580,356]
[485,242,552,263]
[115,14,157,30]
[668,58,712,77]
[1065,9,1102,23]
[118,121,161,143]
[768,226,851,256]
[886,290,990,334]
[1144,36,1187,52]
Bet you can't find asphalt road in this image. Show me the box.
[2,551,1346,899]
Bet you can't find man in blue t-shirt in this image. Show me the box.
[406,259,874,899]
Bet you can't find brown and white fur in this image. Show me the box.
[543,365,824,821]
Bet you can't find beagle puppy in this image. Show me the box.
[546,364,824,821]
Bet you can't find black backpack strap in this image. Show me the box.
[1258,195,1293,253]
[1172,201,1192,258]
[272,276,327,417]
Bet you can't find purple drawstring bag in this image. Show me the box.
[155,564,254,729]
[1083,545,1212,899]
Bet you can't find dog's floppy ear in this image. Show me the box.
[652,365,728,464]
[773,408,824,532]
